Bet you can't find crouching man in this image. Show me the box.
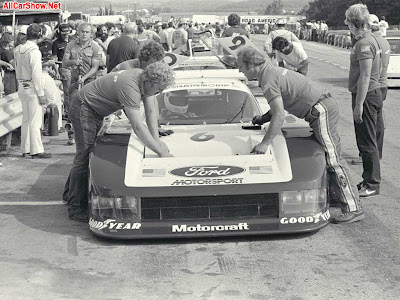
[236,46,364,224]
[65,61,174,222]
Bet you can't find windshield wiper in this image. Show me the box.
[226,98,247,124]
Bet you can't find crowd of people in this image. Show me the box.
[0,5,390,224]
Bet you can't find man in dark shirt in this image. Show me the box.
[237,46,364,224]
[65,62,174,222]
[52,24,71,115]
[106,22,140,73]
[222,13,250,38]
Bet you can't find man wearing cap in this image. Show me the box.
[264,19,300,58]
[237,46,364,224]
[106,22,140,73]
[345,4,382,198]
[52,24,71,117]
[14,24,51,159]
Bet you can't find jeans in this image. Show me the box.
[63,96,103,216]
[352,89,383,190]
[304,96,361,213]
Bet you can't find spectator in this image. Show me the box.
[42,59,63,132]
[222,13,250,38]
[65,62,174,222]
[14,24,51,159]
[106,22,140,73]
[159,23,170,51]
[215,22,222,37]
[345,4,382,197]
[264,19,300,58]
[103,22,116,49]
[379,16,389,37]
[62,22,102,145]
[51,23,71,117]
[186,22,195,40]
[165,22,175,51]
[237,46,364,223]
[145,23,161,43]
[0,33,17,95]
[272,36,309,75]
[172,21,188,50]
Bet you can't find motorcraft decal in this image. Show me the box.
[89,218,141,230]
[172,223,249,233]
[280,211,331,225]
[170,166,245,178]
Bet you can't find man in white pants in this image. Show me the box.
[14,24,51,159]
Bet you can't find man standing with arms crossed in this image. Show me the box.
[237,46,364,224]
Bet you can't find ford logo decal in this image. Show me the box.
[169,166,245,177]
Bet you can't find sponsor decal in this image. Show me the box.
[190,132,215,142]
[173,83,230,89]
[170,165,245,178]
[171,177,244,186]
[89,218,141,230]
[280,211,330,225]
[172,223,249,233]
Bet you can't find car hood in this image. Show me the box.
[124,124,292,187]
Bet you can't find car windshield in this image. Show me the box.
[157,88,259,125]
[388,39,400,54]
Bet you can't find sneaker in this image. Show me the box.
[31,152,52,159]
[67,138,75,145]
[351,156,362,165]
[69,211,89,223]
[22,153,30,157]
[359,186,379,197]
[357,182,366,190]
[331,210,365,224]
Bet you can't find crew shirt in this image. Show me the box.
[373,31,390,88]
[258,62,326,118]
[77,68,143,117]
[52,37,68,62]
[348,31,381,93]
[276,42,308,68]
[64,38,102,83]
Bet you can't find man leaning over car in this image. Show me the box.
[64,62,174,222]
[237,46,364,224]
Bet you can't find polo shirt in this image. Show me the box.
[77,68,143,117]
[348,31,381,93]
[64,38,102,83]
[258,62,326,119]
[373,31,390,88]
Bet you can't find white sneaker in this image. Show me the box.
[67,138,75,145]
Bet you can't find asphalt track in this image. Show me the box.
[1,35,400,299]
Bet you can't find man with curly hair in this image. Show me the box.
[64,61,174,222]
[221,13,250,38]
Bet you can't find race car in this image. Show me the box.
[386,36,400,88]
[88,75,329,239]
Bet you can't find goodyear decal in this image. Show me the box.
[89,218,141,230]
[280,211,330,224]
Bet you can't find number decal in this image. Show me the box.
[229,36,246,51]
[164,53,177,66]
[190,132,215,142]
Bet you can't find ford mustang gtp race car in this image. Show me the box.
[88,76,329,239]
[386,36,400,88]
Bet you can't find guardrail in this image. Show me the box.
[0,92,22,139]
